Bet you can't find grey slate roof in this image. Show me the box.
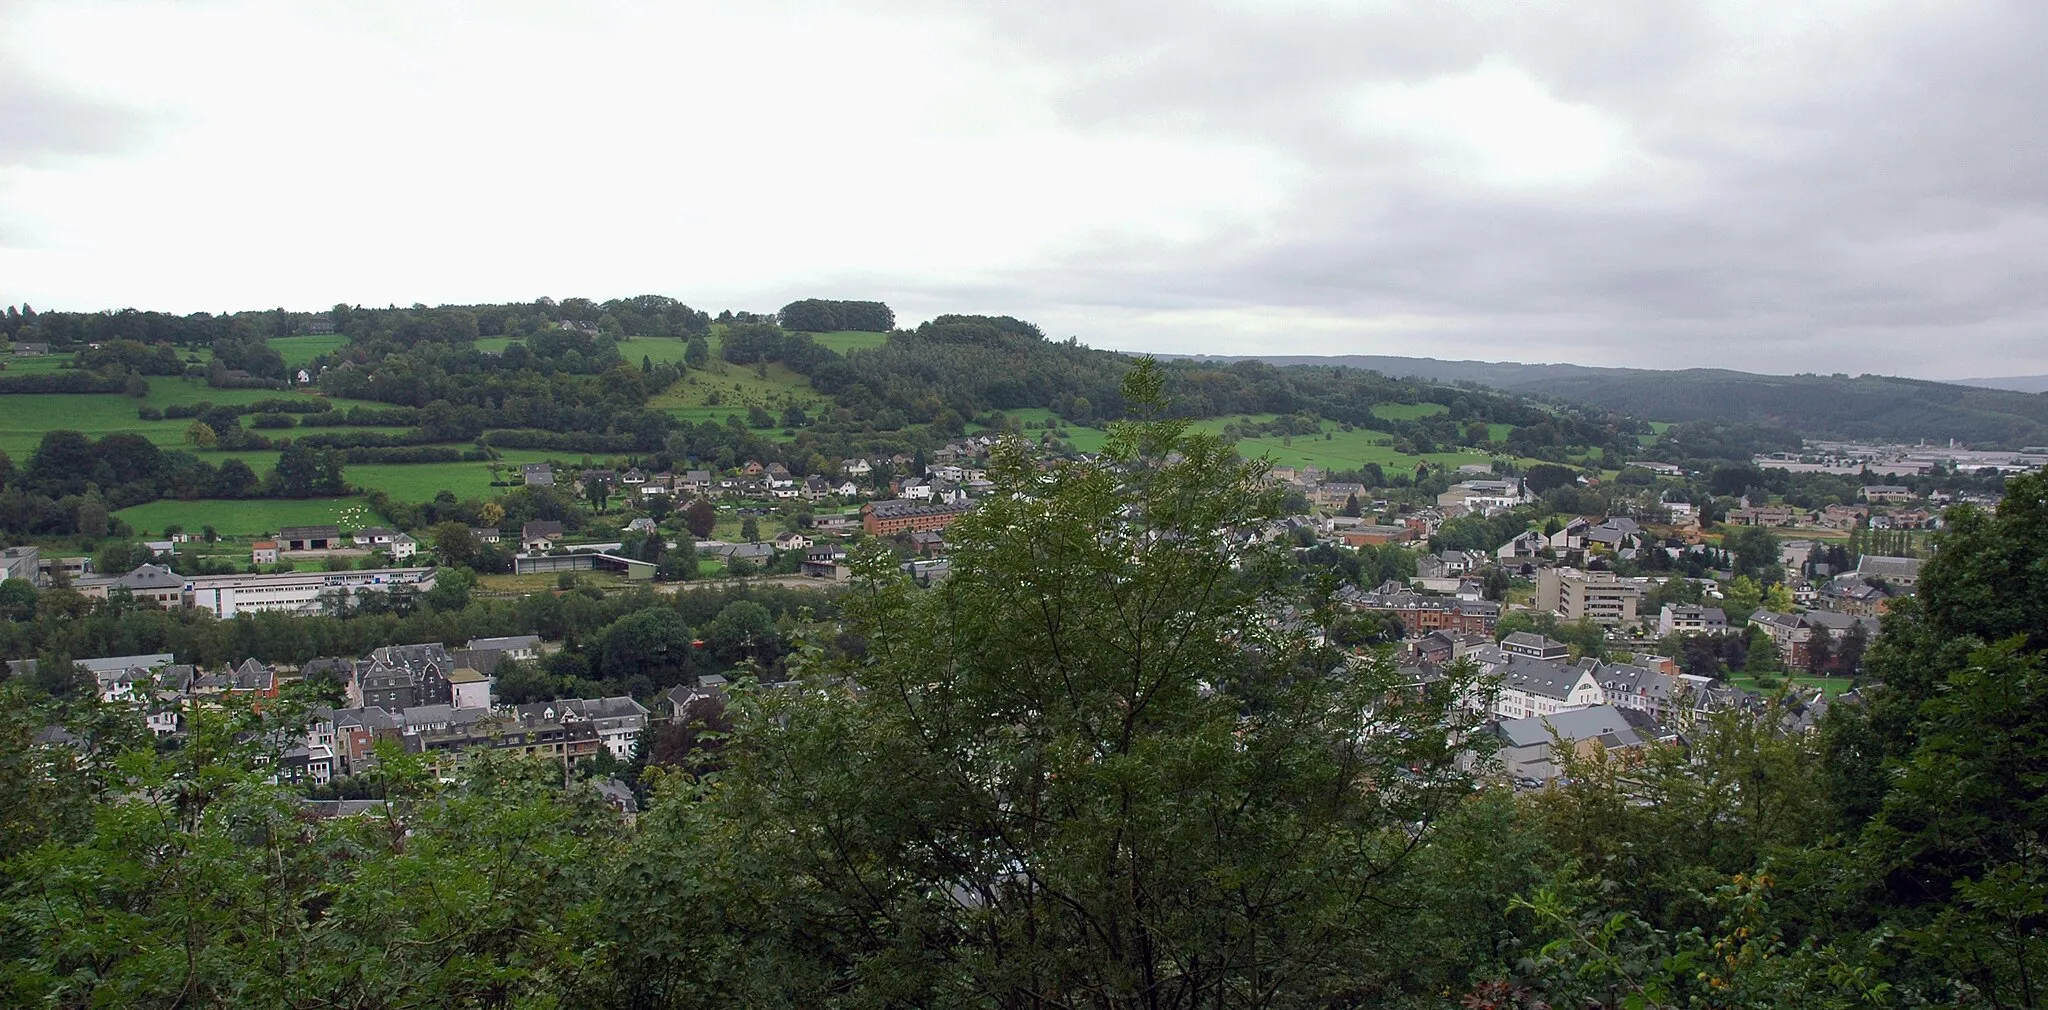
[1495,704,1645,749]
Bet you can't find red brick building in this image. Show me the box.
[863,499,971,535]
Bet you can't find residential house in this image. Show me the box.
[1314,482,1368,508]
[1657,604,1728,637]
[1416,550,1482,581]
[1342,584,1499,636]
[507,697,650,761]
[193,657,277,698]
[85,656,194,737]
[1496,530,1547,562]
[472,527,503,544]
[448,667,493,710]
[1585,518,1644,552]
[1500,633,1570,661]
[773,531,812,551]
[1726,504,1803,527]
[353,527,399,547]
[251,540,279,565]
[1860,485,1915,503]
[389,533,417,561]
[665,678,729,724]
[1490,705,1650,783]
[1488,655,1606,720]
[356,643,458,711]
[521,520,565,553]
[1547,517,1592,552]
[1816,504,1868,530]
[1748,610,1810,666]
[408,714,601,778]
[1819,576,1891,617]
[521,463,555,487]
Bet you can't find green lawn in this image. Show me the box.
[267,334,348,367]
[1727,672,1858,698]
[113,497,380,538]
[0,354,74,376]
[346,449,610,502]
[1369,402,1449,421]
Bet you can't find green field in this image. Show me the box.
[347,449,603,502]
[113,497,380,538]
[267,334,347,367]
[1368,402,1449,421]
[1726,673,1857,698]
[0,354,75,377]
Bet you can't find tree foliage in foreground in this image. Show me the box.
[607,360,1490,1007]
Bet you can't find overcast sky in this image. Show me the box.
[3,0,2043,378]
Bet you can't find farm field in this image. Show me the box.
[0,374,404,457]
[268,334,347,367]
[0,354,75,376]
[113,497,378,538]
[1368,402,1449,421]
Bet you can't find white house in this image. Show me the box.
[449,667,493,710]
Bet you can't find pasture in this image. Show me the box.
[113,497,377,538]
[268,334,348,367]
[0,378,412,459]
[1368,402,1449,421]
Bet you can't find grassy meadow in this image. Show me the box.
[267,334,348,367]
[113,497,379,538]
[1368,401,1449,421]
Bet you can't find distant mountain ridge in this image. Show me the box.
[1951,374,2048,394]
[1166,353,2048,447]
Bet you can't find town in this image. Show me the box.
[10,409,1996,799]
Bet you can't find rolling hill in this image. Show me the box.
[1175,354,2048,447]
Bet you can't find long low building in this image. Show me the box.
[186,567,438,617]
[72,565,439,617]
[863,499,971,535]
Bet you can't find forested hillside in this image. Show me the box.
[1194,353,2048,446]
[3,298,1654,490]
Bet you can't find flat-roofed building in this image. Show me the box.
[1536,567,1643,625]
[184,567,438,618]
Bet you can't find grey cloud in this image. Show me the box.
[910,1,2048,376]
[0,66,153,165]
